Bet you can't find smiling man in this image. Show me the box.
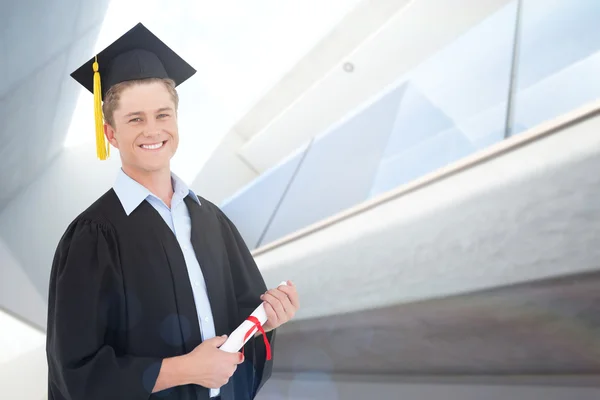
[46,23,299,400]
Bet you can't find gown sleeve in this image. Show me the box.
[216,208,276,398]
[46,218,163,400]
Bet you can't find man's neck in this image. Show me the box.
[122,165,174,208]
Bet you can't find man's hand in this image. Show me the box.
[181,335,244,389]
[260,280,300,333]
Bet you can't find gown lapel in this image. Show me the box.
[184,196,230,337]
[136,201,203,354]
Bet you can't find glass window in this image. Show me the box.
[510,0,600,135]
[220,142,310,249]
[222,1,600,248]
[370,1,518,196]
[259,86,405,246]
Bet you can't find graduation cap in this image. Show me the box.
[71,23,196,160]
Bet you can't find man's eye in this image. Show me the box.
[129,118,142,123]
[157,114,170,119]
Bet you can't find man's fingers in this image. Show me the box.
[232,352,244,364]
[259,283,299,332]
[264,302,279,326]
[277,285,300,310]
[265,288,287,303]
[207,335,228,347]
[266,288,293,314]
[262,291,288,316]
[270,287,298,317]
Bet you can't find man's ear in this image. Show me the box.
[104,123,119,149]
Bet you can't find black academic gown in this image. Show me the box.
[46,189,275,400]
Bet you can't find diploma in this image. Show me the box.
[219,281,288,356]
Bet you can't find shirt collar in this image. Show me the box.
[171,171,202,207]
[113,169,201,216]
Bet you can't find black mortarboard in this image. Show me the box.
[70,23,196,160]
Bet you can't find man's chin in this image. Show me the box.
[127,161,171,174]
[143,163,170,173]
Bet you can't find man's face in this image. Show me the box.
[105,81,178,174]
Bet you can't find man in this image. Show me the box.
[46,23,299,400]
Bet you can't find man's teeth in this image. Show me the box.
[141,142,164,150]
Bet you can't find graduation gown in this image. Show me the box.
[46,189,275,400]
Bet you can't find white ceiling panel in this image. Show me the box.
[0,29,7,96]
[53,25,105,153]
[76,0,113,35]
[0,0,111,214]
[233,0,412,141]
[0,53,68,211]
[1,0,79,98]
[238,0,513,173]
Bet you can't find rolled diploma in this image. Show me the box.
[219,281,288,353]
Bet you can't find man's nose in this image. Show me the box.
[143,120,160,136]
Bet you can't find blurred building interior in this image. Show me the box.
[1,0,600,398]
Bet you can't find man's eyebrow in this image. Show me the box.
[123,108,173,118]
[124,111,144,118]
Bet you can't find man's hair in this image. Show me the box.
[102,78,179,127]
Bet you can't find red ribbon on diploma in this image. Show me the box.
[242,316,272,360]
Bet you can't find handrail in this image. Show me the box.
[251,98,600,257]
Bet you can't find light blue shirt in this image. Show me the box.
[113,169,220,396]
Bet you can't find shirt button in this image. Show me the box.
[204,317,210,322]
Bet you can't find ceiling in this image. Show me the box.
[190,0,515,205]
[0,0,365,213]
[230,0,414,142]
[236,0,514,173]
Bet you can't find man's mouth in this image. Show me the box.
[139,140,167,150]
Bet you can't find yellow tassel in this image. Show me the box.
[93,56,109,160]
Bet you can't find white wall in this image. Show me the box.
[0,345,47,400]
[0,310,46,400]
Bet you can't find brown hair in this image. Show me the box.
[102,78,179,127]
